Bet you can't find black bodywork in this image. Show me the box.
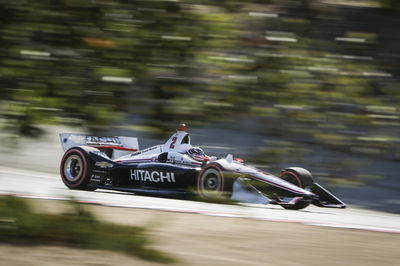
[82,149,201,197]
[60,146,346,209]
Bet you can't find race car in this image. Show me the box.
[59,124,346,210]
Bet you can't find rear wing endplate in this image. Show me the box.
[59,133,139,153]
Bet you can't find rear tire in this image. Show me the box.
[279,167,314,210]
[60,147,96,191]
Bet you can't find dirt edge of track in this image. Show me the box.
[1,199,400,266]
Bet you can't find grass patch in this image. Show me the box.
[0,196,175,263]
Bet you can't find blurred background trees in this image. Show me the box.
[1,1,399,197]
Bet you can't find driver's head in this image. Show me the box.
[187,147,208,161]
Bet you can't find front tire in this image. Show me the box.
[279,167,314,210]
[197,164,232,199]
[60,147,96,191]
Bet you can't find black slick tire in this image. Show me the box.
[197,164,232,199]
[60,147,96,191]
[279,167,314,210]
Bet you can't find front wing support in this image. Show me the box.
[311,183,346,208]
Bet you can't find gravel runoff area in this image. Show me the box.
[1,199,399,266]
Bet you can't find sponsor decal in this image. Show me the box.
[95,161,114,168]
[130,145,160,156]
[90,174,101,180]
[86,136,122,146]
[92,169,107,174]
[130,169,176,183]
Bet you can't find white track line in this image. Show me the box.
[0,166,57,180]
[1,167,400,234]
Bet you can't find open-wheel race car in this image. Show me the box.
[59,124,346,210]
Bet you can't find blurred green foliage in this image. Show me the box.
[0,0,399,170]
[0,196,175,263]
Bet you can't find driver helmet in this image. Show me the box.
[187,147,208,161]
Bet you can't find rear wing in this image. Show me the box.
[60,133,139,158]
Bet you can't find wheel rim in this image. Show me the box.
[64,155,84,182]
[200,168,223,197]
[204,174,218,190]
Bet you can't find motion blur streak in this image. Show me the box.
[0,0,399,214]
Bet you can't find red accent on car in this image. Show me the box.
[191,155,210,162]
[198,156,210,161]
[234,158,244,163]
[178,123,187,131]
[90,145,138,151]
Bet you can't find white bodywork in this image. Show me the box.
[216,157,314,196]
[115,128,209,167]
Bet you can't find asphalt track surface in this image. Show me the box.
[1,166,400,234]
